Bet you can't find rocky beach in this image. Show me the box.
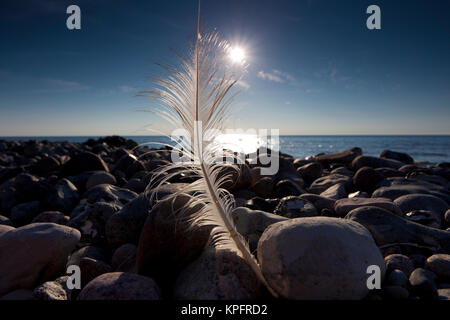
[0,136,449,300]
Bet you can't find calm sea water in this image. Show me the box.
[1,135,449,164]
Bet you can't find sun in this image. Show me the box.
[229,47,245,63]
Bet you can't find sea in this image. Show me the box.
[1,135,449,164]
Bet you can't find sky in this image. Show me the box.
[0,0,449,136]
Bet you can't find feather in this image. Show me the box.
[141,0,278,297]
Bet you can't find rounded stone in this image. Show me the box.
[257,217,385,299]
[78,272,161,300]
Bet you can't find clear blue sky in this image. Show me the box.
[1,0,449,136]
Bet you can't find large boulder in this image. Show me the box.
[77,272,161,300]
[62,151,109,176]
[0,223,80,296]
[136,194,211,292]
[257,217,385,299]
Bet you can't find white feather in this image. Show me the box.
[141,1,277,297]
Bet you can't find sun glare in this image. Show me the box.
[229,47,245,63]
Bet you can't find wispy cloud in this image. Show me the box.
[119,85,137,93]
[31,78,90,93]
[257,70,284,83]
[237,80,250,90]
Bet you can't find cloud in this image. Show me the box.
[31,78,90,93]
[257,71,284,83]
[119,85,137,93]
[258,69,300,86]
[237,80,250,90]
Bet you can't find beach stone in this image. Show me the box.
[334,198,402,217]
[348,191,369,198]
[30,155,61,175]
[62,151,109,176]
[353,167,385,192]
[68,201,120,246]
[383,285,409,299]
[105,194,153,247]
[380,150,414,164]
[78,272,161,300]
[232,207,288,252]
[80,257,113,287]
[298,194,335,212]
[330,166,354,177]
[244,197,279,213]
[112,243,137,273]
[45,178,79,213]
[319,183,347,199]
[0,223,80,296]
[251,177,274,198]
[404,210,441,229]
[10,200,40,226]
[372,182,450,204]
[257,217,385,299]
[124,178,146,194]
[386,269,409,288]
[136,194,211,291]
[425,254,450,280]
[352,155,404,170]
[375,167,403,178]
[438,288,450,300]
[409,268,437,299]
[83,184,138,206]
[345,207,450,253]
[0,224,15,236]
[274,196,318,218]
[0,187,18,213]
[296,162,322,183]
[0,215,12,226]
[86,171,117,190]
[394,194,448,222]
[32,211,69,225]
[33,281,67,300]
[308,174,351,194]
[399,164,420,175]
[385,254,414,276]
[311,147,362,166]
[0,289,34,300]
[274,179,303,198]
[409,254,427,268]
[174,246,262,300]
[114,153,145,179]
[66,245,109,268]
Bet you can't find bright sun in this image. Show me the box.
[229,47,245,63]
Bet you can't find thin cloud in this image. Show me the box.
[257,71,284,83]
[237,80,250,90]
[119,85,137,93]
[258,69,300,86]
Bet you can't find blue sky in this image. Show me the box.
[0,0,449,136]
